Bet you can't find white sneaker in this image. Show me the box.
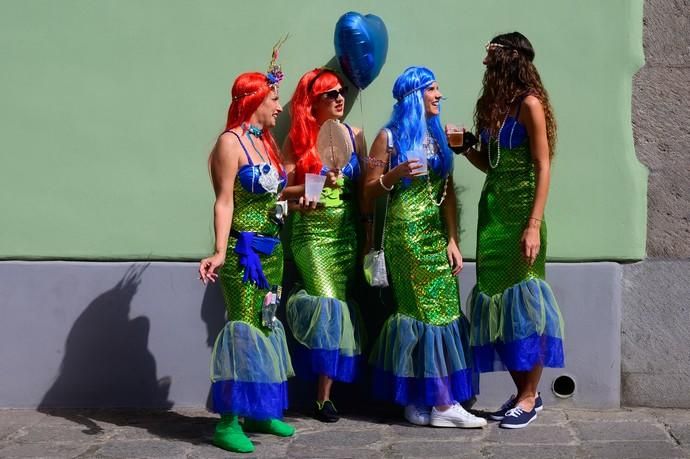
[430,403,488,428]
[404,404,431,426]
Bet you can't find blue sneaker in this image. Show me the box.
[490,393,542,421]
[499,406,537,429]
[535,392,543,412]
[489,395,516,421]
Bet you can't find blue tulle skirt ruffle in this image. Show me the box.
[286,289,363,382]
[291,346,363,383]
[369,313,478,407]
[210,320,293,419]
[211,380,288,421]
[468,278,565,372]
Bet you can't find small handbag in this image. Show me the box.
[363,247,388,287]
[363,128,393,288]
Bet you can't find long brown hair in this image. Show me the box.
[474,32,557,156]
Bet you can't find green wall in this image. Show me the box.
[0,0,646,260]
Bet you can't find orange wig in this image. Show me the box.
[288,69,343,183]
[226,72,283,173]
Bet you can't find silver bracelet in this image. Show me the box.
[379,174,394,191]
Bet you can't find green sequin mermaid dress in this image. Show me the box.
[210,133,293,419]
[286,140,364,382]
[468,115,565,372]
[369,133,476,407]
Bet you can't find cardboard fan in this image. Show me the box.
[316,119,352,170]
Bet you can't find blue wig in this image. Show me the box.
[385,66,453,181]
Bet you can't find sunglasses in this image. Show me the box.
[321,87,348,100]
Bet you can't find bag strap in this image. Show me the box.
[378,128,394,251]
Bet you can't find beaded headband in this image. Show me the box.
[486,41,534,61]
[232,35,288,102]
[395,80,435,102]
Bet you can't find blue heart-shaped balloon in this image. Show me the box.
[334,12,388,90]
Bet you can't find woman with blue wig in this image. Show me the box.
[364,66,486,428]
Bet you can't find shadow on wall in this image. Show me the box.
[37,265,220,443]
[38,265,172,410]
[39,264,172,410]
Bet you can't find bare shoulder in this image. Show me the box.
[367,129,391,160]
[523,95,544,112]
[369,129,389,151]
[213,130,243,163]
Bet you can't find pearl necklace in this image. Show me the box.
[427,174,449,206]
[488,115,508,169]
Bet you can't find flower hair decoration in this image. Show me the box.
[232,34,288,102]
[266,34,288,88]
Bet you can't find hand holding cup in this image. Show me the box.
[445,124,464,148]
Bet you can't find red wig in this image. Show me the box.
[288,69,342,183]
[225,72,283,173]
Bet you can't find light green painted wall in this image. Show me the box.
[0,0,646,260]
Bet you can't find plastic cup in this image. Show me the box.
[304,173,327,202]
[406,148,428,176]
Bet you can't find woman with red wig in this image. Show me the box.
[283,68,366,423]
[198,48,295,453]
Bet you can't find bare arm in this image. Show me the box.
[279,137,305,200]
[464,142,490,173]
[199,133,241,283]
[521,95,551,265]
[363,130,422,202]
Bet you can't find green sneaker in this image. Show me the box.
[213,415,254,453]
[243,418,295,437]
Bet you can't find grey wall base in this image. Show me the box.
[459,263,622,410]
[0,261,621,410]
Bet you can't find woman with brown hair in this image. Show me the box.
[454,31,565,429]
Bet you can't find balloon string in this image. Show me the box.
[358,90,366,157]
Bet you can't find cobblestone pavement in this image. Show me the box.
[1,406,689,458]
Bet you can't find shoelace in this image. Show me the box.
[450,403,476,419]
[504,407,524,418]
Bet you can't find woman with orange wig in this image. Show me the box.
[283,68,366,423]
[198,48,295,452]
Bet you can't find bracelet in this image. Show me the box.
[379,174,394,191]
[360,214,374,223]
[366,156,387,168]
[529,217,542,222]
